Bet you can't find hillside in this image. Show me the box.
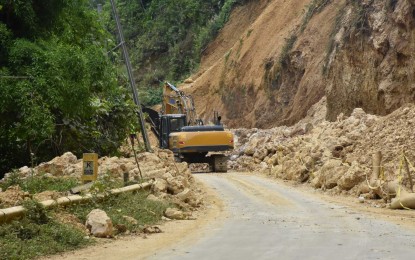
[182,0,415,128]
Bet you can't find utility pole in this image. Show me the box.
[109,0,152,152]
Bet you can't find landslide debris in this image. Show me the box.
[85,209,114,238]
[2,148,202,209]
[230,97,415,207]
[0,148,204,235]
[0,185,27,208]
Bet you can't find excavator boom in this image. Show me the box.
[162,82,200,126]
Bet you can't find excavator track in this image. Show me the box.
[211,155,228,173]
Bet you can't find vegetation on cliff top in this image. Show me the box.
[106,0,249,104]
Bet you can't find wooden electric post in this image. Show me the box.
[109,0,152,152]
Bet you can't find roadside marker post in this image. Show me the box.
[82,153,98,183]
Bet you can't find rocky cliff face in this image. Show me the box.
[182,0,415,128]
[326,0,415,120]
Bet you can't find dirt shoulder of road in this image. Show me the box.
[242,171,415,231]
[41,179,225,260]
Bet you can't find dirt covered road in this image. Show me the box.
[152,173,415,260]
[48,172,415,260]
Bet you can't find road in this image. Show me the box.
[51,172,415,260]
[151,173,415,260]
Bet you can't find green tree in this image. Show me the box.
[0,0,136,177]
[107,0,248,106]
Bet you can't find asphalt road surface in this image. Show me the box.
[151,173,415,260]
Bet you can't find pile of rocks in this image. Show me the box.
[1,148,203,237]
[230,98,415,199]
[0,185,27,208]
[2,149,202,208]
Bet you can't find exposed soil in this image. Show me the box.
[182,0,415,129]
[0,185,26,208]
[182,0,342,128]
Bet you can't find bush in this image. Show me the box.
[0,1,136,176]
[0,198,88,260]
[0,218,88,260]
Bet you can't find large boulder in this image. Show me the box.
[244,136,261,156]
[319,159,349,190]
[157,149,174,160]
[122,215,138,225]
[253,148,268,161]
[271,165,283,178]
[311,170,323,189]
[139,152,162,164]
[164,208,186,220]
[166,176,188,195]
[176,188,202,207]
[338,161,366,191]
[284,162,309,182]
[85,209,113,238]
[36,152,77,176]
[152,178,168,193]
[34,190,62,201]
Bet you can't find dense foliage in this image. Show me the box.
[107,0,249,105]
[0,0,248,176]
[0,0,136,177]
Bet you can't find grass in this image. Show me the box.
[300,0,331,33]
[387,0,398,11]
[1,171,79,194]
[67,190,169,233]
[278,34,298,69]
[0,173,170,259]
[236,37,244,58]
[0,219,89,260]
[322,8,344,76]
[224,49,232,64]
[0,200,89,260]
[322,1,370,76]
[246,28,253,38]
[279,0,330,68]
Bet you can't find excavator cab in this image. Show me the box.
[160,114,186,149]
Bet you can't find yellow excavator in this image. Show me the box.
[143,82,234,172]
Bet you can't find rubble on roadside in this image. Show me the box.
[0,148,204,236]
[164,207,187,220]
[230,98,415,207]
[0,185,27,208]
[86,209,114,238]
[1,148,203,211]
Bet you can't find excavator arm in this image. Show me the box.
[162,82,201,126]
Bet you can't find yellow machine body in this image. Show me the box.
[169,130,234,153]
